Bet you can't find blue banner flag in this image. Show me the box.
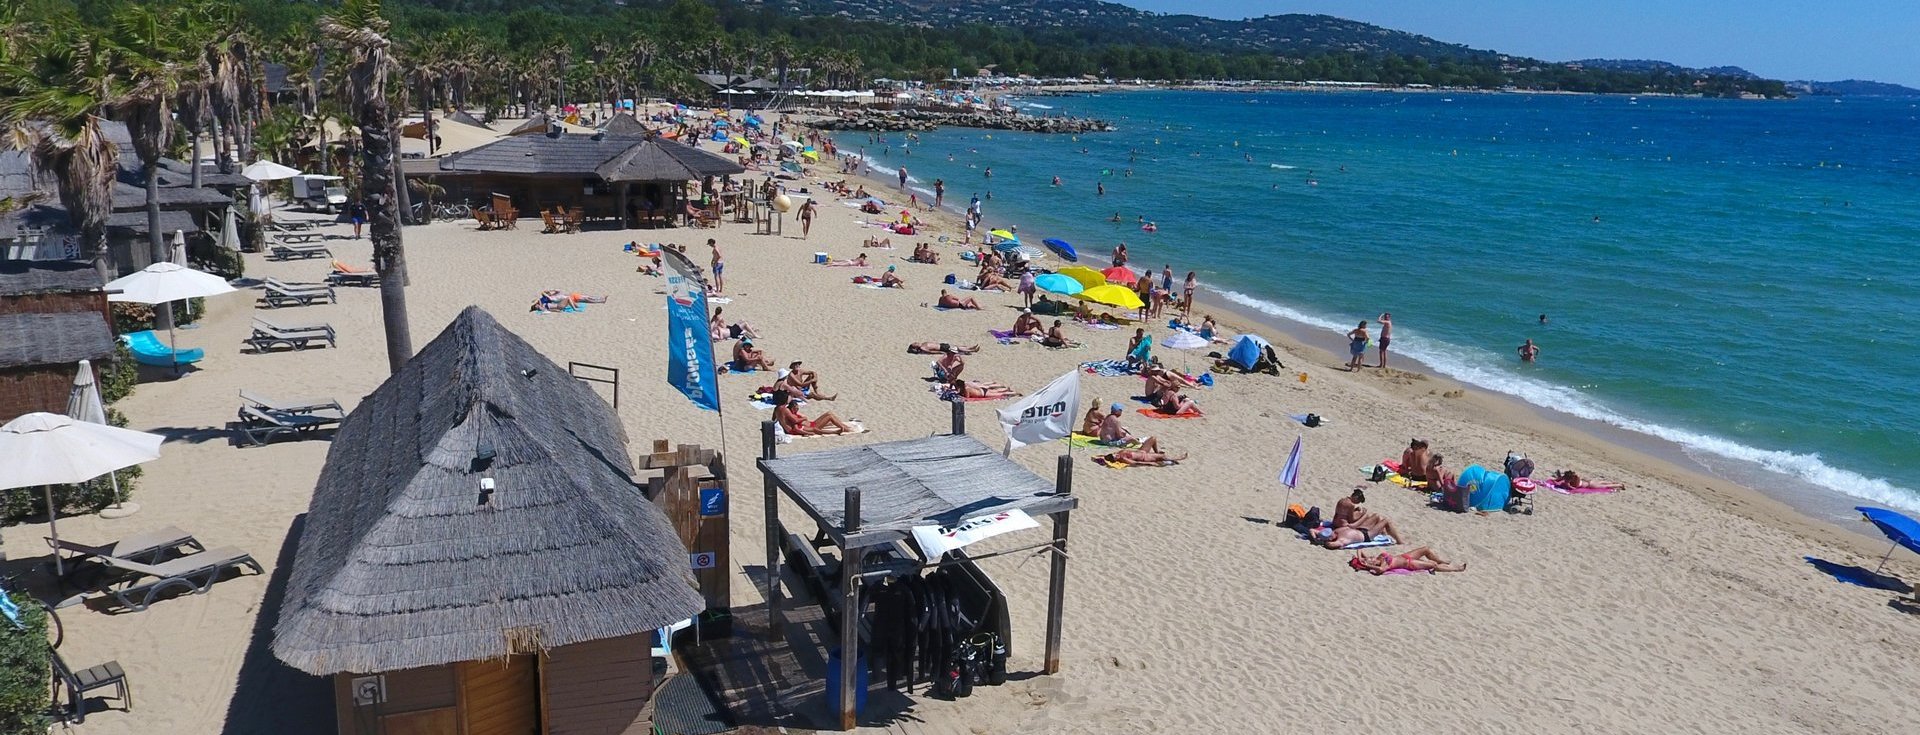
[666,286,720,411]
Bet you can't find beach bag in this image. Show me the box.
[1303,413,1322,428]
[1369,465,1389,483]
[944,273,957,284]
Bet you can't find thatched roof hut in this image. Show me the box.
[272,306,703,677]
[602,112,649,136]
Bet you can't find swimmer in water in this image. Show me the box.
[1110,212,1122,222]
[1052,175,1061,186]
[1097,182,1105,196]
[1518,339,1540,362]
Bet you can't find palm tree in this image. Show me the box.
[321,0,411,373]
[109,3,201,325]
[0,28,123,282]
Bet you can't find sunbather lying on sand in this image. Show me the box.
[1145,386,1200,416]
[1096,447,1187,467]
[531,290,607,312]
[709,308,758,340]
[949,378,1020,400]
[908,342,979,355]
[937,289,981,310]
[824,253,869,267]
[1551,470,1623,490]
[1352,547,1467,575]
[773,391,859,436]
[864,236,893,248]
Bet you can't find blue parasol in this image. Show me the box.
[1034,273,1083,295]
[1858,506,1920,573]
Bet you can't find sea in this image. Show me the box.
[843,89,1920,521]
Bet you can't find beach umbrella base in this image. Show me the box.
[98,502,142,519]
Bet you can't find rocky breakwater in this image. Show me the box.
[812,108,1115,133]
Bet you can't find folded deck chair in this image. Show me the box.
[245,318,335,351]
[52,651,130,724]
[260,281,336,308]
[97,546,262,612]
[236,404,343,445]
[238,389,341,415]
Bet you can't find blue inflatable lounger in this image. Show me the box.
[124,330,205,367]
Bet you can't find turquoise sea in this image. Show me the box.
[850,90,1920,518]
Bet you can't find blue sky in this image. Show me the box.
[1118,1,1919,86]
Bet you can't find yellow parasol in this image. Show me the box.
[800,150,820,161]
[1077,284,1145,310]
[1056,266,1107,290]
[988,228,1016,240]
[731,136,752,146]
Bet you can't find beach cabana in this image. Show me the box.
[0,261,114,423]
[272,306,704,735]
[757,421,1078,729]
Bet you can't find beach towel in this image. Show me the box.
[1302,526,1397,549]
[936,385,1010,403]
[1288,413,1330,427]
[1137,407,1202,419]
[1068,433,1138,449]
[1077,321,1120,331]
[1079,359,1137,377]
[1549,482,1620,495]
[1091,454,1174,469]
[989,329,1027,345]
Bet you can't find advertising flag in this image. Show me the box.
[996,369,1081,450]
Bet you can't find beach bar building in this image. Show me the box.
[271,306,705,735]
[430,132,744,228]
[0,260,114,422]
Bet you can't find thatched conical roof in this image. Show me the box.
[602,111,648,136]
[272,306,703,676]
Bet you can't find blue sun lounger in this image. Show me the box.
[123,331,203,368]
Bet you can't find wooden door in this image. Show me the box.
[379,707,457,735]
[458,655,542,735]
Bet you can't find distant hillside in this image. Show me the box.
[1787,79,1920,97]
[1574,59,1758,79]
[759,1,1501,61]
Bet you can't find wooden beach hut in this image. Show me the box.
[756,409,1079,730]
[433,133,743,228]
[271,306,704,735]
[0,260,114,422]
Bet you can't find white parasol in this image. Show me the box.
[0,413,163,575]
[68,360,137,518]
[106,262,239,371]
[241,159,301,181]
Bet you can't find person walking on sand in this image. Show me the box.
[799,198,817,239]
[1519,338,1540,362]
[708,239,724,294]
[1377,312,1393,369]
[1346,320,1370,371]
[1182,271,1197,317]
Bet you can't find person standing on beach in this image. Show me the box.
[897,166,908,189]
[1161,265,1174,295]
[348,197,368,239]
[1112,243,1128,268]
[708,239,725,294]
[934,179,945,208]
[1346,320,1370,371]
[799,199,816,239]
[1518,339,1540,362]
[1377,312,1393,369]
[1182,271,1197,317]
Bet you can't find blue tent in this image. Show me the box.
[1226,334,1271,371]
[1470,471,1511,512]
[1859,506,1920,571]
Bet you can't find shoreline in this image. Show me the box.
[825,137,1890,558]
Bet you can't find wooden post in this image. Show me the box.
[1043,454,1072,674]
[761,421,781,633]
[950,399,965,435]
[837,486,863,731]
[617,181,630,229]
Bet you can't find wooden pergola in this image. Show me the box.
[756,406,1077,730]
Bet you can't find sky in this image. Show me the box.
[1117,1,1920,87]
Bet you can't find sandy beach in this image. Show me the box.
[14,125,1920,734]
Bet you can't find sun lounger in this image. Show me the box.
[122,330,204,368]
[245,317,336,351]
[273,230,324,243]
[268,241,331,260]
[239,389,342,416]
[236,404,343,445]
[260,281,336,307]
[328,260,379,287]
[52,651,130,724]
[96,546,262,612]
[47,525,203,570]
